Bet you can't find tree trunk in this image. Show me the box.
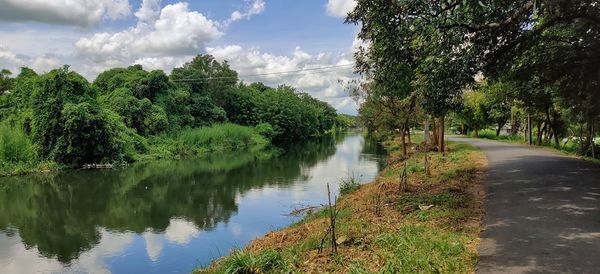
[438,115,445,155]
[407,126,411,144]
[552,111,560,148]
[432,117,439,148]
[592,119,596,159]
[528,114,533,145]
[424,118,429,145]
[401,124,407,156]
[496,125,502,136]
[475,126,479,137]
[536,120,543,146]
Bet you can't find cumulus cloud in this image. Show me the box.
[31,55,61,73]
[223,0,266,27]
[206,44,357,110]
[76,2,222,61]
[0,0,131,27]
[0,46,24,70]
[326,0,357,17]
[0,46,63,75]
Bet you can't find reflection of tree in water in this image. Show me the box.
[359,136,388,171]
[0,134,343,263]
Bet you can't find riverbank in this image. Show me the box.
[0,123,271,177]
[197,137,488,273]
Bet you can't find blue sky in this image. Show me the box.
[0,0,361,114]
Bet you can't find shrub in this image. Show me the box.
[254,123,277,140]
[0,124,36,165]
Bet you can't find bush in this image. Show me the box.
[254,123,277,140]
[471,129,522,141]
[0,124,36,166]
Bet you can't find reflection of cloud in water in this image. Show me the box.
[229,222,242,237]
[144,232,163,262]
[165,218,200,245]
[0,230,133,274]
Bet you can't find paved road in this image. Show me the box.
[449,137,600,274]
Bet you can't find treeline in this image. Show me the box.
[347,0,599,159]
[0,55,338,175]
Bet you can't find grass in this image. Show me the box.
[339,174,362,195]
[198,135,487,273]
[200,249,289,274]
[0,124,60,176]
[0,123,272,177]
[128,123,271,161]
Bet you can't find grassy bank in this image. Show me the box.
[197,136,487,273]
[0,123,270,177]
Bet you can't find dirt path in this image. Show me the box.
[449,137,600,274]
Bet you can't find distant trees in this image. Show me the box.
[0,54,338,169]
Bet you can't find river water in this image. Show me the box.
[0,132,386,273]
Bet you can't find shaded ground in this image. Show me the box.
[450,137,600,274]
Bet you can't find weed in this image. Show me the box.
[339,174,362,195]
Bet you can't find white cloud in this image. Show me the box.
[165,218,200,245]
[135,0,161,23]
[0,0,131,27]
[0,45,24,71]
[134,56,190,73]
[326,0,357,17]
[206,44,358,113]
[31,55,61,73]
[223,0,266,27]
[76,2,222,65]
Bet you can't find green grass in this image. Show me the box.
[375,225,472,274]
[339,174,362,195]
[470,129,522,142]
[137,123,271,161]
[177,123,268,155]
[0,124,53,176]
[199,249,290,274]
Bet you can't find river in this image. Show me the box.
[0,132,386,273]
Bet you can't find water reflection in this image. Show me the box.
[0,132,385,273]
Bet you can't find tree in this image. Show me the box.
[31,67,123,165]
[0,69,13,93]
[348,0,477,153]
[171,54,238,106]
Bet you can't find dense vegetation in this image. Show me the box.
[348,0,599,160]
[0,55,338,175]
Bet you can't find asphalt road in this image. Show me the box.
[449,137,600,274]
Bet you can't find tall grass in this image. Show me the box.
[200,249,288,274]
[0,124,38,175]
[178,123,268,154]
[339,174,362,195]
